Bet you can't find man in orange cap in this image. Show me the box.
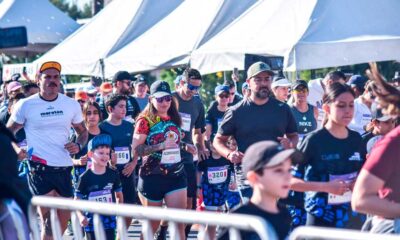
[7,61,88,240]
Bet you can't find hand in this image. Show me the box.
[110,151,117,166]
[79,215,88,227]
[197,187,203,200]
[17,148,27,161]
[65,142,80,155]
[227,150,244,164]
[77,155,88,166]
[326,179,351,195]
[122,161,136,177]
[198,148,210,161]
[185,144,198,155]
[231,73,240,82]
[277,137,293,149]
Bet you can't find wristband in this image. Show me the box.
[76,142,82,152]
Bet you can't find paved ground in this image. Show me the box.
[63,222,199,239]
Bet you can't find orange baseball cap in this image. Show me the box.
[75,90,88,101]
[39,61,62,73]
[100,82,112,93]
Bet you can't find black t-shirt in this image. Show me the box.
[294,127,366,227]
[197,154,232,207]
[219,97,297,153]
[172,92,205,163]
[218,202,291,240]
[98,95,140,121]
[205,103,225,141]
[75,167,122,232]
[99,120,133,166]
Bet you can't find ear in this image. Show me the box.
[322,103,330,115]
[107,105,113,114]
[246,171,258,186]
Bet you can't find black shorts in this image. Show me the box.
[138,174,187,202]
[183,162,197,198]
[116,165,137,204]
[28,162,73,198]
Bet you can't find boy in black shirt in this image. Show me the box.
[219,141,302,240]
[75,134,123,240]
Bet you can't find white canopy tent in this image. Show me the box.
[35,0,183,76]
[104,0,257,78]
[191,0,400,74]
[0,0,79,57]
[283,0,400,71]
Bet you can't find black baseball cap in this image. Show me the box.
[112,71,133,83]
[134,74,147,85]
[150,80,171,98]
[292,80,308,90]
[242,141,302,175]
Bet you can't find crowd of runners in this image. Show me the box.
[0,60,399,240]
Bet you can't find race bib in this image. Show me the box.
[328,172,357,205]
[88,189,112,203]
[179,112,191,132]
[115,147,130,164]
[208,166,228,184]
[161,148,181,164]
[18,139,28,151]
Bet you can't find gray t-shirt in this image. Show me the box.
[172,92,206,163]
[219,97,298,190]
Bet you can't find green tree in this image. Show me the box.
[50,0,93,20]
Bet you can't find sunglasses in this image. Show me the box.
[218,93,230,99]
[186,82,201,91]
[293,88,308,93]
[155,95,172,103]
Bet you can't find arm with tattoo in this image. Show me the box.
[135,143,165,157]
[72,121,89,148]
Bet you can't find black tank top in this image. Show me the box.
[290,104,317,141]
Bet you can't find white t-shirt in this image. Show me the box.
[349,97,371,135]
[11,93,83,167]
[307,78,324,128]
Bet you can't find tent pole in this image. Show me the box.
[99,59,105,82]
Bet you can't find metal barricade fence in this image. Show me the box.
[28,196,278,240]
[289,226,400,240]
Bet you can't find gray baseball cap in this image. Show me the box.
[242,141,302,175]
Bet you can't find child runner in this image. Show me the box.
[197,142,233,239]
[76,134,123,240]
[218,141,301,240]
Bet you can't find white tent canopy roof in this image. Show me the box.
[35,0,183,76]
[104,0,257,78]
[191,0,400,73]
[283,0,400,71]
[0,0,79,56]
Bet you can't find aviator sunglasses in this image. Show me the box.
[155,95,172,103]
